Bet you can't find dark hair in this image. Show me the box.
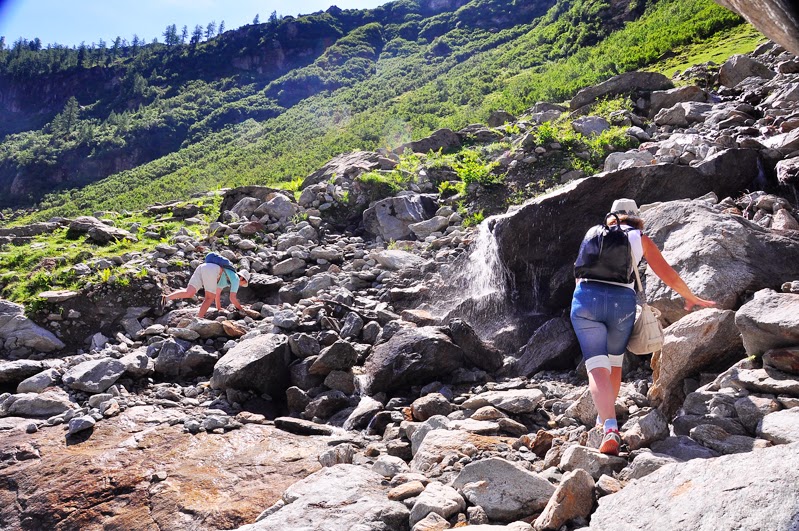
[608,214,644,230]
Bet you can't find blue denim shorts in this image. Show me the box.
[570,280,637,371]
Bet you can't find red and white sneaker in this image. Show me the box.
[599,428,621,456]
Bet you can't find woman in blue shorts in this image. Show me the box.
[571,198,715,455]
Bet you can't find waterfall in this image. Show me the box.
[461,220,510,303]
[432,214,516,338]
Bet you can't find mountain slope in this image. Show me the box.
[0,0,742,221]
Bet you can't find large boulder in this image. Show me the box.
[363,193,439,241]
[361,327,465,395]
[1,389,76,417]
[589,442,799,530]
[735,289,799,356]
[649,85,709,118]
[649,309,745,416]
[492,153,760,313]
[510,317,580,377]
[714,1,799,56]
[62,359,126,394]
[210,334,292,397]
[394,128,461,155]
[66,216,135,244]
[451,457,555,521]
[0,360,47,385]
[302,151,389,188]
[643,201,799,325]
[569,72,673,111]
[239,464,409,531]
[717,53,777,88]
[0,300,65,353]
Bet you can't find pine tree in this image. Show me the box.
[253,14,260,24]
[205,21,216,40]
[218,21,225,35]
[111,36,121,58]
[131,34,140,56]
[181,25,188,45]
[269,11,280,28]
[191,25,203,47]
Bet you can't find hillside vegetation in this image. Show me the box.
[0,0,747,224]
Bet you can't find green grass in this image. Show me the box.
[646,23,766,78]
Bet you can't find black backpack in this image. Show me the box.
[574,213,634,284]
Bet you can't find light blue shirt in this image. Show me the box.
[217,268,241,293]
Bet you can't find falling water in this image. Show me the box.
[432,213,516,338]
[461,220,510,303]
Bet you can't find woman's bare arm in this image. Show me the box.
[641,235,717,311]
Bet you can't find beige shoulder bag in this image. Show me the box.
[627,247,665,355]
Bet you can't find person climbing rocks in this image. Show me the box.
[164,260,259,319]
[570,198,716,455]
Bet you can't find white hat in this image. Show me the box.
[611,198,640,216]
[238,270,251,282]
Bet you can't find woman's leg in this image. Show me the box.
[588,366,617,427]
[166,285,197,301]
[197,293,215,318]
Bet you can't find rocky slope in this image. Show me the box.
[1,42,799,530]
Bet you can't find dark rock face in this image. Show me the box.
[510,317,581,377]
[210,334,292,397]
[362,327,465,394]
[492,150,760,313]
[715,0,799,55]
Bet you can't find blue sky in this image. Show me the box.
[0,0,388,48]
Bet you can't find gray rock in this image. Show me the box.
[563,389,597,427]
[511,317,580,377]
[67,415,96,436]
[689,424,771,455]
[288,333,321,358]
[589,442,799,531]
[734,395,781,433]
[735,290,799,356]
[363,194,438,241]
[373,455,409,478]
[618,452,680,481]
[621,408,669,450]
[448,319,504,372]
[17,368,60,394]
[452,457,555,521]
[0,360,46,385]
[394,128,461,156]
[718,54,776,87]
[120,349,154,378]
[273,417,335,436]
[649,85,708,118]
[154,340,216,378]
[0,300,65,353]
[210,334,292,396]
[339,312,364,339]
[303,390,349,420]
[259,194,297,220]
[649,309,743,415]
[309,340,358,376]
[409,481,465,527]
[650,436,719,461]
[362,327,464,395]
[571,116,610,136]
[461,389,544,415]
[62,359,126,394]
[370,249,424,271]
[757,407,799,444]
[559,445,628,479]
[411,393,453,421]
[727,367,799,396]
[245,464,409,530]
[603,150,656,172]
[533,468,594,531]
[409,216,449,239]
[569,72,673,111]
[318,443,355,467]
[273,258,306,277]
[3,389,76,417]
